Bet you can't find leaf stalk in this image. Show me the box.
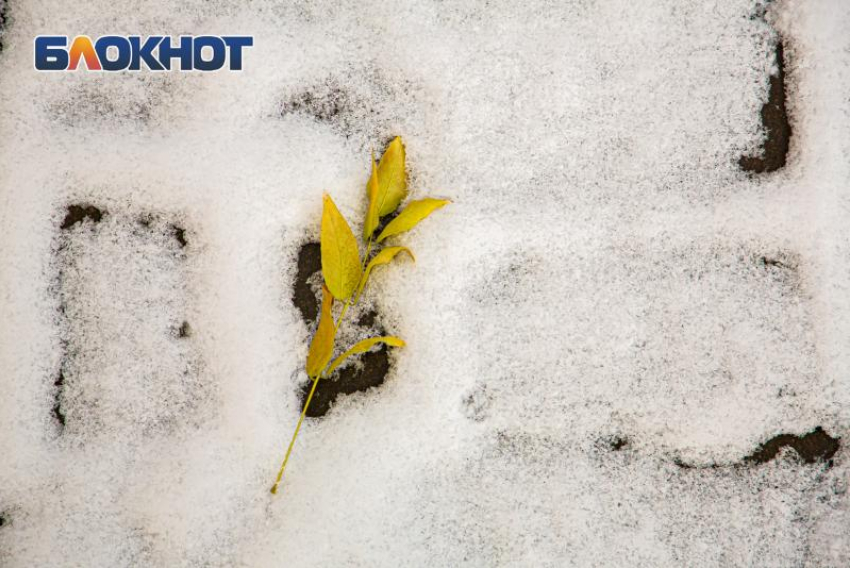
[270,372,322,494]
[271,290,357,495]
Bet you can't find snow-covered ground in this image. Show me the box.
[2,0,850,566]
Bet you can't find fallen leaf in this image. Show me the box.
[305,285,335,378]
[364,154,380,238]
[321,194,362,300]
[376,198,450,243]
[328,336,406,374]
[375,137,407,217]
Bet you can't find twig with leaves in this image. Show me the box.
[271,137,449,495]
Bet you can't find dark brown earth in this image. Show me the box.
[738,40,791,173]
[760,255,790,270]
[299,343,390,417]
[0,0,7,53]
[292,242,321,323]
[292,242,392,418]
[52,370,66,429]
[674,427,840,469]
[61,205,105,230]
[171,224,187,248]
[744,427,840,466]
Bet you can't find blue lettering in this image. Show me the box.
[157,36,192,71]
[34,36,69,71]
[222,36,253,70]
[34,35,254,72]
[95,36,131,71]
[193,36,226,71]
[129,36,164,71]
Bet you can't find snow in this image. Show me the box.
[1,0,850,565]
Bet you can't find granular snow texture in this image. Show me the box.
[1,0,850,566]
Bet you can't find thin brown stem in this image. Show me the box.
[270,372,323,494]
[271,285,360,495]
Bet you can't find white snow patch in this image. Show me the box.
[1,0,849,566]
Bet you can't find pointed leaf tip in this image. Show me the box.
[375,137,407,217]
[364,154,380,239]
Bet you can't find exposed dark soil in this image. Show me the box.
[374,209,400,236]
[300,343,391,417]
[738,40,791,173]
[744,427,840,465]
[52,370,66,429]
[292,242,393,418]
[292,242,321,323]
[357,310,377,328]
[171,224,187,248]
[61,205,105,230]
[0,0,8,53]
[290,221,394,322]
[760,256,790,270]
[675,427,840,469]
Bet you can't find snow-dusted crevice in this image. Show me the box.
[738,2,793,174]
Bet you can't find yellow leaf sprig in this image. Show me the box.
[271,136,449,494]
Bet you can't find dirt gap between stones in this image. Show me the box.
[292,241,393,418]
[52,203,193,434]
[738,37,791,173]
[674,427,840,470]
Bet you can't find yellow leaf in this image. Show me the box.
[375,137,407,217]
[376,198,450,243]
[305,285,335,378]
[328,336,406,375]
[355,246,415,302]
[321,194,362,300]
[364,154,380,239]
